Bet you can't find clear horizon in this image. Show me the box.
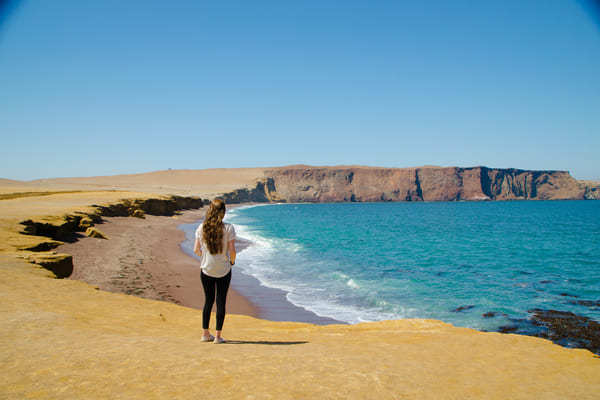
[1,1,599,181]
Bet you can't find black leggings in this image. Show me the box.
[201,270,232,331]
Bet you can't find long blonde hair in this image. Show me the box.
[202,198,226,255]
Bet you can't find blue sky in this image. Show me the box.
[1,0,599,181]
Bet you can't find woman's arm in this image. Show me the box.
[193,238,202,257]
[228,239,236,265]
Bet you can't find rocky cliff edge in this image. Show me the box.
[224,166,599,203]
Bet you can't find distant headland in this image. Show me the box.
[225,165,600,203]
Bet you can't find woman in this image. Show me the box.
[193,198,236,344]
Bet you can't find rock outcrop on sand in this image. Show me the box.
[19,195,203,244]
[85,226,109,239]
[25,252,73,278]
[222,177,284,204]
[252,166,597,203]
[16,194,204,278]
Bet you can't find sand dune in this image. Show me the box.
[0,178,25,185]
[24,168,268,196]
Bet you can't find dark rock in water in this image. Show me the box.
[498,325,519,333]
[527,309,600,355]
[494,310,600,355]
[566,299,600,308]
[518,270,533,275]
[451,305,475,313]
[560,293,579,298]
[482,312,498,318]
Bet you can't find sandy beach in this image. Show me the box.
[1,169,599,399]
[56,206,339,325]
[57,209,258,316]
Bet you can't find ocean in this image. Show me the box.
[181,201,599,346]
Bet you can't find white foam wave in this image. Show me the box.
[286,291,408,324]
[223,205,413,324]
[232,235,408,323]
[347,279,360,289]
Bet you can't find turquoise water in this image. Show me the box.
[222,201,599,332]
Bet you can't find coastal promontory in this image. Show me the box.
[230,165,599,203]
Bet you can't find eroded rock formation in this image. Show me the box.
[229,166,597,203]
[223,177,284,204]
[19,195,204,278]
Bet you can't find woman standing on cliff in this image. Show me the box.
[194,198,236,344]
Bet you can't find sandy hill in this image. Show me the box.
[8,168,267,197]
[0,178,24,185]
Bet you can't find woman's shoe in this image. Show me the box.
[201,334,215,342]
[213,337,226,344]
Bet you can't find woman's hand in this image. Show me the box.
[228,239,236,265]
[193,238,202,257]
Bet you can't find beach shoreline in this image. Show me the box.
[58,205,341,325]
[58,208,259,319]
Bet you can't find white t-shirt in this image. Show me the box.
[195,222,236,278]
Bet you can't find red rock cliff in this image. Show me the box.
[256,166,592,203]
